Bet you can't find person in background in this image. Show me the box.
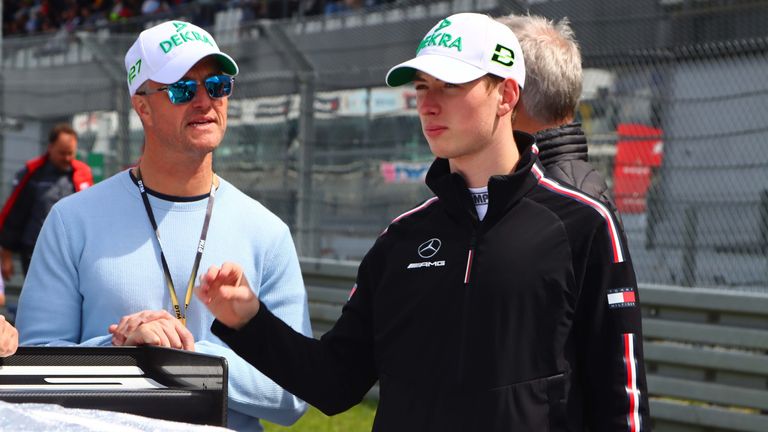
[15,20,311,431]
[197,12,650,431]
[0,274,5,307]
[0,124,93,280]
[498,13,619,216]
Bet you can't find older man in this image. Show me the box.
[498,13,618,215]
[15,20,311,431]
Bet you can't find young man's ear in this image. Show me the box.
[497,78,520,117]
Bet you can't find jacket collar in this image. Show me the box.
[425,131,539,225]
[533,122,588,166]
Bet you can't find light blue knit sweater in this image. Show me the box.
[16,170,312,431]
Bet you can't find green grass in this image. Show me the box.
[263,400,377,432]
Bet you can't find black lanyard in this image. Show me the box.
[135,168,216,327]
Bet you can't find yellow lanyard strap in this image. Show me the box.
[135,168,216,327]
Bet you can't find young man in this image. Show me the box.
[15,20,311,431]
[498,13,618,215]
[198,13,650,431]
[0,124,93,279]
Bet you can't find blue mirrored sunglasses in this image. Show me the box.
[136,74,234,104]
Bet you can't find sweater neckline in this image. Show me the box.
[127,169,211,203]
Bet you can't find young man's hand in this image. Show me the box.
[197,262,260,330]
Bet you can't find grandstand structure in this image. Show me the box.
[1,0,767,289]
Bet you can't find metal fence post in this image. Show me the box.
[297,76,317,257]
[116,87,131,172]
[760,190,768,284]
[75,32,132,175]
[258,21,317,257]
[681,206,698,287]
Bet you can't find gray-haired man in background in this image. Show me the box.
[498,14,618,215]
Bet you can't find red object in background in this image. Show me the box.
[613,124,663,213]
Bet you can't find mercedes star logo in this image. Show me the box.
[417,238,442,259]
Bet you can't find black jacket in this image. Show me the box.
[213,133,650,431]
[536,122,619,217]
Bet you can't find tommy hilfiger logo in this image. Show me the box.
[607,288,637,309]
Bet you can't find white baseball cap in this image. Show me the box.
[124,20,239,96]
[386,13,525,88]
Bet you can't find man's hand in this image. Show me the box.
[0,315,18,357]
[1,249,14,281]
[109,310,176,345]
[108,310,195,351]
[196,262,260,330]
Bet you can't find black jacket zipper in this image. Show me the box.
[456,231,477,385]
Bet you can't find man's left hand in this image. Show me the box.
[109,310,194,351]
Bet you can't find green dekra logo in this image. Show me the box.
[434,18,451,33]
[417,18,463,53]
[158,21,213,54]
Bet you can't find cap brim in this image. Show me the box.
[386,54,487,87]
[152,52,239,85]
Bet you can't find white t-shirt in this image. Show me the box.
[468,186,489,221]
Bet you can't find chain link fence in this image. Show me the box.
[1,0,767,290]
